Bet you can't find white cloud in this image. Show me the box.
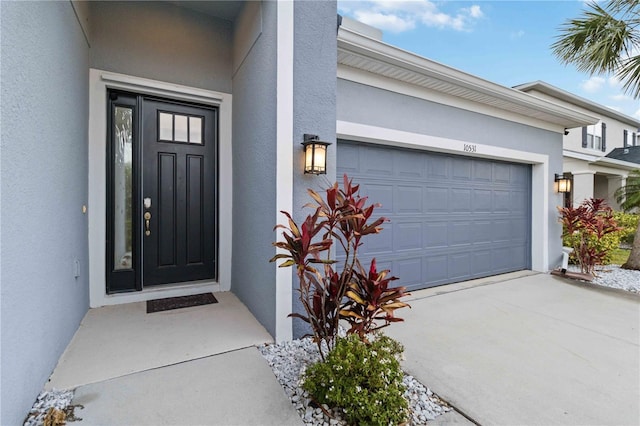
[339,0,484,33]
[354,10,416,32]
[510,30,525,39]
[610,93,631,101]
[466,5,483,18]
[580,76,606,93]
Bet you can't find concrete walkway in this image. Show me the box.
[388,272,640,425]
[47,292,301,425]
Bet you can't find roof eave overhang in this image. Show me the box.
[564,149,640,170]
[337,27,599,130]
[516,81,640,128]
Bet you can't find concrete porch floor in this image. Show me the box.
[45,291,302,425]
[47,292,273,390]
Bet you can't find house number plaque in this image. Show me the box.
[463,143,477,153]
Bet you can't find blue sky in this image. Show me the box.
[337,0,640,120]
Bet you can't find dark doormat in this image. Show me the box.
[147,293,218,313]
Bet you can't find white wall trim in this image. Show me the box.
[275,1,294,342]
[337,120,551,273]
[88,69,232,307]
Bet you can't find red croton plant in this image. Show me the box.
[559,198,621,275]
[270,175,410,358]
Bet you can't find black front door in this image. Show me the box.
[142,99,218,286]
[106,92,218,292]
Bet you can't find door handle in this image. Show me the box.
[144,212,151,236]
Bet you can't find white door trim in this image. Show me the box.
[336,120,551,273]
[88,69,233,307]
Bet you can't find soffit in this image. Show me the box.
[337,28,598,130]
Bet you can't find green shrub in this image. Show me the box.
[302,334,408,426]
[563,231,621,265]
[613,211,638,245]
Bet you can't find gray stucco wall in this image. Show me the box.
[90,1,232,93]
[231,1,279,336]
[291,1,337,339]
[1,2,90,424]
[336,79,565,272]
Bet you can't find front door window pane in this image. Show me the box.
[159,112,173,141]
[189,116,202,144]
[114,106,133,270]
[174,114,188,142]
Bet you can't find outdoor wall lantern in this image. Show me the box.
[555,173,571,193]
[302,134,331,175]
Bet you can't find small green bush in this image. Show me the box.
[302,334,408,426]
[613,212,638,245]
[563,231,621,265]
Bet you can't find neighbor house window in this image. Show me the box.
[586,125,602,150]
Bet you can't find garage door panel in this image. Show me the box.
[449,253,471,279]
[425,255,449,285]
[427,157,448,179]
[511,164,529,184]
[472,250,493,276]
[394,150,425,178]
[362,146,394,176]
[394,222,422,251]
[397,185,423,213]
[450,188,472,212]
[473,160,493,182]
[425,187,448,212]
[493,190,511,212]
[473,220,493,243]
[338,143,360,175]
[395,257,423,288]
[360,229,394,254]
[494,163,511,183]
[361,183,394,214]
[337,140,531,290]
[473,189,492,212]
[424,222,448,248]
[452,158,472,180]
[493,219,512,242]
[450,222,473,246]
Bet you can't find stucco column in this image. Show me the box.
[607,175,626,210]
[571,171,596,206]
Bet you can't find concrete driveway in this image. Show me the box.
[387,272,640,426]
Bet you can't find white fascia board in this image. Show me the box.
[592,156,640,171]
[516,81,640,128]
[563,149,639,171]
[337,27,599,130]
[563,149,600,162]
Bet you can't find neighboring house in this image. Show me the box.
[1,3,596,424]
[515,81,640,209]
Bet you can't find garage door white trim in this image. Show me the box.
[336,120,550,273]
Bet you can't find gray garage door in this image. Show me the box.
[337,141,531,291]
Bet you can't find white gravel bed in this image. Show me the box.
[568,264,640,293]
[592,265,640,293]
[23,389,76,426]
[258,336,451,426]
